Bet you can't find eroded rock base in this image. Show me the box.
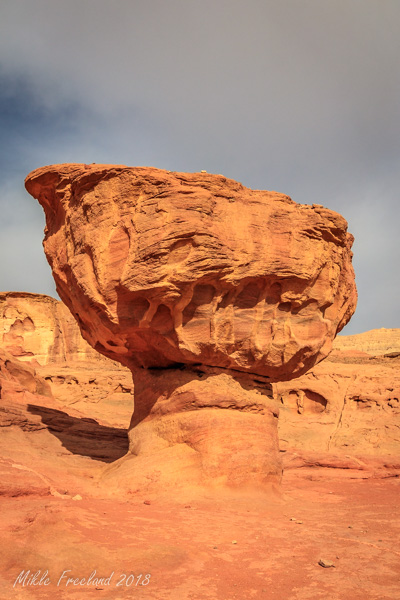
[103,366,282,493]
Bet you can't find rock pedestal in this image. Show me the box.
[128,366,281,489]
[25,164,357,491]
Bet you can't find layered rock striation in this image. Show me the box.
[25,164,357,490]
[0,291,109,366]
[0,292,132,428]
[333,328,400,356]
[276,352,400,472]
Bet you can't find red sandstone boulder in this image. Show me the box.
[25,164,357,491]
[25,164,356,381]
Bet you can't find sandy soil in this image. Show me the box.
[1,470,399,600]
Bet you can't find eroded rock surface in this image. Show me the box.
[0,292,110,366]
[0,348,129,498]
[25,165,357,380]
[25,164,357,490]
[103,366,280,492]
[0,292,132,427]
[1,289,399,502]
[333,328,400,356]
[276,350,400,474]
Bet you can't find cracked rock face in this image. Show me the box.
[25,164,357,491]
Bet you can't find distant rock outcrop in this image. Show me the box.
[333,328,400,356]
[0,292,110,366]
[276,350,400,473]
[0,291,132,428]
[25,164,357,491]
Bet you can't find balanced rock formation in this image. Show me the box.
[25,164,357,491]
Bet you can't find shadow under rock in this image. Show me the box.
[27,404,129,463]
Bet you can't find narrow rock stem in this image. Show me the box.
[127,366,282,490]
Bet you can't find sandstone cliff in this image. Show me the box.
[333,328,400,356]
[0,291,399,485]
[0,291,112,366]
[0,291,132,428]
[276,352,400,472]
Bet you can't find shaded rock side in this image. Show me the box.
[0,349,129,498]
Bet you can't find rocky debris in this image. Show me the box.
[318,559,335,568]
[384,352,400,359]
[25,164,357,491]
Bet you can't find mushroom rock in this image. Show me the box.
[25,164,357,492]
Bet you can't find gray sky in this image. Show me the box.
[0,0,399,334]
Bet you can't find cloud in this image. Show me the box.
[0,178,56,295]
[0,0,399,333]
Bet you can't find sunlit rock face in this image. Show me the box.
[26,164,357,491]
[0,291,108,366]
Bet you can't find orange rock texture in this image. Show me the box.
[1,290,399,496]
[25,164,357,490]
[2,287,400,599]
[25,165,357,379]
[0,291,109,366]
[0,292,132,428]
[333,328,400,356]
[104,366,279,492]
[276,352,400,475]
[0,348,129,499]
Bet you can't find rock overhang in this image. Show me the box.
[25,164,357,382]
